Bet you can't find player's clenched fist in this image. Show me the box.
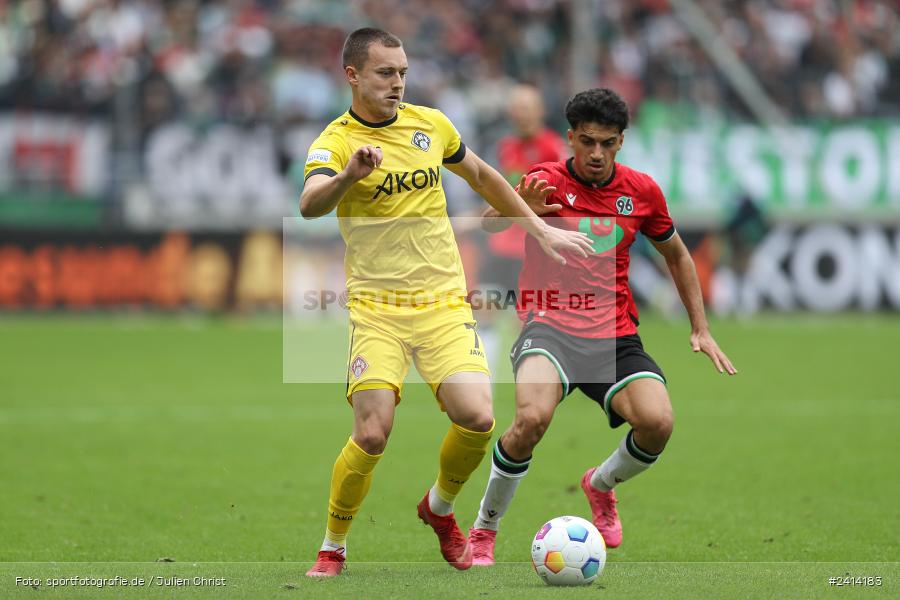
[344,145,383,181]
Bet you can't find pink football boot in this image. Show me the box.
[468,528,497,566]
[580,468,623,548]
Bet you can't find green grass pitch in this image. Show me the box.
[1,313,897,599]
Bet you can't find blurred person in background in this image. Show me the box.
[712,194,770,316]
[477,84,567,377]
[299,27,592,578]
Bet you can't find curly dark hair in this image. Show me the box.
[564,88,630,133]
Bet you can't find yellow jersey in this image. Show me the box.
[303,103,468,302]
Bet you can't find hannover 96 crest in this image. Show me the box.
[616,196,634,215]
[411,131,431,151]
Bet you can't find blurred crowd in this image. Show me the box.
[1,0,898,148]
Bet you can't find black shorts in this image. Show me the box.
[509,322,666,428]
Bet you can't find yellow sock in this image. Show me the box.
[324,437,382,545]
[434,421,495,507]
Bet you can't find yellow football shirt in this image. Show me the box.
[303,103,468,302]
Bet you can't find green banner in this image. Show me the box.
[0,193,104,229]
[618,120,900,221]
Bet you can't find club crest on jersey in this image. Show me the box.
[616,196,634,215]
[411,131,431,152]
[350,355,369,379]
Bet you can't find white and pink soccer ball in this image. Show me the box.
[531,515,606,586]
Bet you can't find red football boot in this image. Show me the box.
[305,549,346,577]
[417,493,473,570]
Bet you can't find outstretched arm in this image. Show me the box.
[651,232,737,375]
[446,150,591,264]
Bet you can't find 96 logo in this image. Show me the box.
[616,196,633,215]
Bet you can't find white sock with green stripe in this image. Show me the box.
[590,429,659,492]
[473,439,531,531]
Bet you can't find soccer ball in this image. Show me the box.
[531,515,606,586]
